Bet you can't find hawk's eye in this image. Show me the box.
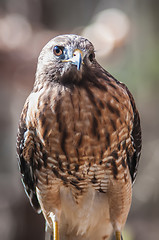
[89,52,95,62]
[53,46,63,56]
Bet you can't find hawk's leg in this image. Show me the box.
[115,231,123,240]
[53,219,59,240]
[45,221,53,240]
[50,213,59,240]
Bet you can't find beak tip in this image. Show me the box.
[71,50,82,71]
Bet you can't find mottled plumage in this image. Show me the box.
[16,34,141,240]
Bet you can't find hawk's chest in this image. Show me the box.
[31,84,132,162]
[35,86,111,159]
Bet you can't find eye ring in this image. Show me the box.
[53,46,63,56]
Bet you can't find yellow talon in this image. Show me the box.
[50,212,59,240]
[53,219,59,240]
[115,231,122,240]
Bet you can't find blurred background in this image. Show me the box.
[0,0,159,239]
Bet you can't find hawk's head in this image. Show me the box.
[35,34,97,86]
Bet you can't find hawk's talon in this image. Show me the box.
[115,231,122,240]
[53,220,59,240]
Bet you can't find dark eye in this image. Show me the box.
[89,52,95,62]
[53,46,63,56]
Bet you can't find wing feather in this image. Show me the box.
[117,82,142,183]
[101,67,142,183]
[16,102,41,213]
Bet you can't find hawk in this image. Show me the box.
[16,34,141,240]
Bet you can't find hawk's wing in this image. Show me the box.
[124,85,142,183]
[112,77,142,184]
[102,69,142,184]
[16,100,41,213]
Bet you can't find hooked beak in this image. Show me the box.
[62,49,83,71]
